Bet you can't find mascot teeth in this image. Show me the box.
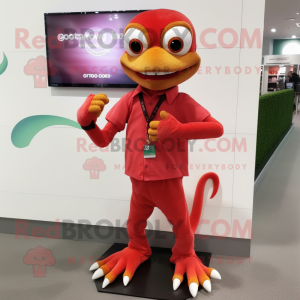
[140,71,176,75]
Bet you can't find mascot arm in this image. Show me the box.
[148,111,223,142]
[77,93,118,147]
[85,121,118,148]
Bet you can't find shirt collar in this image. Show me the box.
[131,85,179,104]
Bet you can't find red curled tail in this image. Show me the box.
[190,172,219,233]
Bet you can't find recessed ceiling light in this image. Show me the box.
[292,35,297,38]
[271,28,276,32]
[297,13,299,15]
[286,18,296,21]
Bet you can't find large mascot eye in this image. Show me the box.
[124,28,148,57]
[162,26,192,56]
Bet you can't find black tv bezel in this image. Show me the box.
[44,10,147,88]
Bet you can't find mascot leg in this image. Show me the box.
[150,177,220,297]
[90,178,154,288]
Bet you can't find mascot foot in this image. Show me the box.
[172,254,221,298]
[89,247,149,288]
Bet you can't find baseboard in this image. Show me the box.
[0,217,251,257]
[254,124,294,193]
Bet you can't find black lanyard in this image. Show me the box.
[138,92,166,141]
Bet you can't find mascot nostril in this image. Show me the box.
[77,8,224,298]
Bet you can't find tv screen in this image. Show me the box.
[44,11,146,87]
[286,82,294,89]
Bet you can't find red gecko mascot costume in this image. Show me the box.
[77,9,224,298]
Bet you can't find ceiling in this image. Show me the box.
[264,0,300,39]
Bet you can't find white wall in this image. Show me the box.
[262,37,274,56]
[0,0,265,242]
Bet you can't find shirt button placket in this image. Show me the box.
[144,161,149,180]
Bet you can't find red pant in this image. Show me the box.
[128,177,194,263]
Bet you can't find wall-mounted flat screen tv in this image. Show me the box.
[44,11,146,87]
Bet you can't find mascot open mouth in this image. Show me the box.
[135,64,198,81]
[121,54,200,89]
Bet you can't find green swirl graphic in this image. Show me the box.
[0,52,8,75]
[11,115,82,148]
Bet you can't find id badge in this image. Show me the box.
[144,145,156,158]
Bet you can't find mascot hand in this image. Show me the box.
[148,111,182,142]
[77,93,109,127]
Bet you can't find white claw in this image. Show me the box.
[102,278,110,288]
[189,282,198,297]
[173,278,181,291]
[123,276,130,286]
[210,269,221,280]
[202,280,212,292]
[92,268,104,280]
[89,262,99,271]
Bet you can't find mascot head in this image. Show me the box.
[120,9,200,90]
